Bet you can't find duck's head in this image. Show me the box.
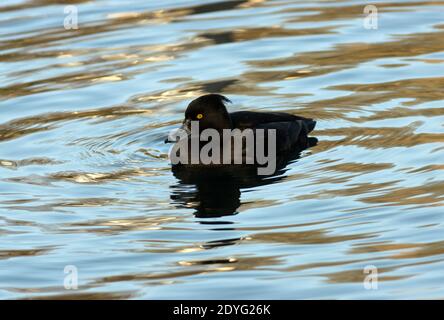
[182,94,232,133]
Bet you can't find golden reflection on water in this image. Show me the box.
[0,0,443,299]
[0,248,53,260]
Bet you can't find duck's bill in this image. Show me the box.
[164,119,191,143]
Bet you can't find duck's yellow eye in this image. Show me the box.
[196,113,203,120]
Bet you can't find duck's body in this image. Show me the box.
[167,94,317,172]
[229,110,316,152]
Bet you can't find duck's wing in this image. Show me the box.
[255,121,306,152]
[230,111,316,133]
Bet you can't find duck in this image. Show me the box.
[167,94,317,216]
[166,94,317,174]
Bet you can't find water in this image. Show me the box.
[0,0,443,299]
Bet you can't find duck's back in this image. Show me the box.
[230,111,316,152]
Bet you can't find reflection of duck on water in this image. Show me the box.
[167,94,317,217]
[170,146,315,218]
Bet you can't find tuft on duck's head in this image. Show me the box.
[183,94,233,132]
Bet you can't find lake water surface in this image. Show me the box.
[0,0,444,299]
